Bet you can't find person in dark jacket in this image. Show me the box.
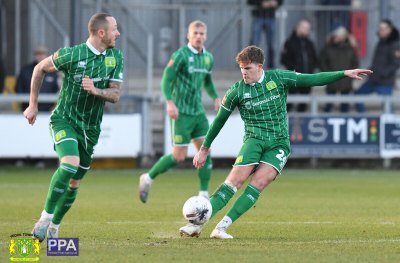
[248,0,283,68]
[280,19,319,112]
[16,47,59,111]
[320,26,359,112]
[355,19,400,112]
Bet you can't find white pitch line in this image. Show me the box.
[104,220,396,225]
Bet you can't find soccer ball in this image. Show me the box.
[182,196,212,225]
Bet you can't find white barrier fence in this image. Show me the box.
[0,114,142,158]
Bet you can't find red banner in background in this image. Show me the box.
[350,12,368,58]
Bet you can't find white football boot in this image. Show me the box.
[47,222,59,239]
[139,173,153,203]
[210,228,233,239]
[179,223,204,238]
[32,218,51,242]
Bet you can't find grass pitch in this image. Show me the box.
[0,167,399,262]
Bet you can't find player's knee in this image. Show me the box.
[172,153,186,162]
[61,156,80,167]
[69,179,81,188]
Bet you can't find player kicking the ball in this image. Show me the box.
[179,45,372,239]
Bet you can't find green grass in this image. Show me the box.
[0,168,399,262]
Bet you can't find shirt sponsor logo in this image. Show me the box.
[266,81,277,91]
[188,57,194,62]
[252,94,281,107]
[92,76,110,82]
[105,57,116,68]
[188,66,210,74]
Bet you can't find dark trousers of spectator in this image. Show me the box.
[324,89,351,113]
[250,17,275,68]
[287,86,311,113]
[355,82,393,112]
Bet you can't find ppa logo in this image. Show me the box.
[47,238,79,256]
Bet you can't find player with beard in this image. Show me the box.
[25,13,124,241]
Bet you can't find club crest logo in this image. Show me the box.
[9,234,40,261]
[105,57,116,68]
[245,101,252,110]
[204,56,211,65]
[266,81,277,91]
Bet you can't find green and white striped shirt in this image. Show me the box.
[51,40,123,131]
[222,69,292,141]
[203,69,345,147]
[162,43,218,115]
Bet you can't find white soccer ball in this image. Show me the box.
[182,196,212,225]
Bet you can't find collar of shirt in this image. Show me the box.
[187,43,206,54]
[250,71,265,86]
[86,40,107,56]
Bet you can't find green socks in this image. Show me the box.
[227,184,261,223]
[209,182,236,218]
[44,163,78,214]
[198,155,212,191]
[148,154,178,179]
[52,187,78,224]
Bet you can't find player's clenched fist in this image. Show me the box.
[82,75,98,96]
[23,105,38,125]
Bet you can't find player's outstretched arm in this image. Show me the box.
[82,77,121,103]
[343,69,373,80]
[24,56,57,125]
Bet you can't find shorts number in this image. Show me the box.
[276,149,285,161]
[275,149,287,169]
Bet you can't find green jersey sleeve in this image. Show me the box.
[52,47,73,71]
[203,56,218,100]
[109,49,124,82]
[277,70,345,88]
[221,84,240,112]
[161,51,185,100]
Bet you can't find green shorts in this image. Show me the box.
[170,113,209,146]
[49,118,100,172]
[233,137,291,174]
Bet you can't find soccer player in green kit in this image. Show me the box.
[24,13,123,241]
[180,45,372,239]
[139,20,220,203]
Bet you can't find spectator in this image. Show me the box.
[248,0,283,68]
[320,26,359,112]
[16,47,59,111]
[355,19,400,112]
[280,19,319,112]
